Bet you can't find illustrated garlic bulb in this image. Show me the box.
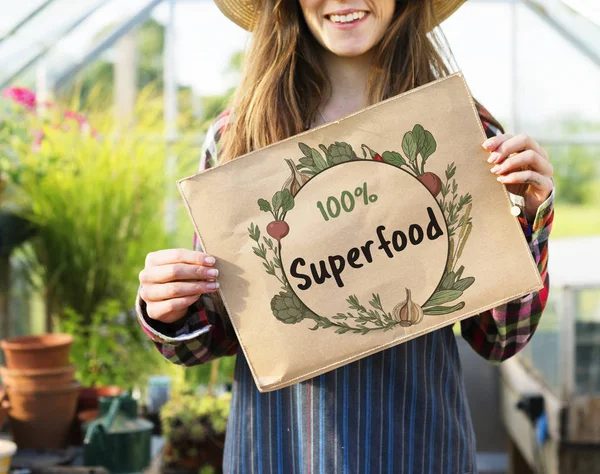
[393,289,424,327]
[282,158,310,196]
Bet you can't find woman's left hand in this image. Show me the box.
[483,133,553,222]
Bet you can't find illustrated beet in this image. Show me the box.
[418,172,442,197]
[267,221,290,241]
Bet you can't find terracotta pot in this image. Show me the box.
[77,385,124,412]
[7,381,80,449]
[0,334,73,370]
[0,365,76,390]
[0,387,8,430]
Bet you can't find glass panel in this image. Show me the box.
[519,288,563,394]
[0,0,106,86]
[443,1,600,140]
[575,288,600,395]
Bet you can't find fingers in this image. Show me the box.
[483,134,549,164]
[146,295,202,323]
[490,150,553,178]
[140,280,219,303]
[139,263,218,285]
[496,169,553,191]
[145,249,216,268]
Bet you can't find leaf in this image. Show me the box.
[247,223,257,240]
[402,131,418,162]
[320,144,335,166]
[455,265,465,281]
[299,143,313,159]
[311,148,328,171]
[279,188,295,213]
[328,142,358,164]
[335,327,350,335]
[271,191,283,213]
[412,124,426,153]
[453,277,475,292]
[440,272,456,290]
[258,199,272,212]
[423,290,464,308]
[421,131,437,161]
[423,302,466,316]
[382,151,406,168]
[299,157,316,170]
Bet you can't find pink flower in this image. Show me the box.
[64,110,88,127]
[33,130,45,152]
[2,87,37,110]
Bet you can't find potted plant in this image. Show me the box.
[160,393,231,474]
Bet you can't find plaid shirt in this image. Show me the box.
[136,106,554,473]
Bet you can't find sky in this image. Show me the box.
[0,0,599,136]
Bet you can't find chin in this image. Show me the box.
[327,42,373,58]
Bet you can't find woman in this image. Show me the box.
[137,1,554,472]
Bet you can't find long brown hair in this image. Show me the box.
[221,0,502,162]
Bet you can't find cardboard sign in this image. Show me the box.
[178,73,543,392]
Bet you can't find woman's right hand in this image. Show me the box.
[139,249,219,324]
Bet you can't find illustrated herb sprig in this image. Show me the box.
[423,162,476,314]
[248,223,287,290]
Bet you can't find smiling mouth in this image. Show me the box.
[326,11,369,25]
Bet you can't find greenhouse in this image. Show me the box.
[0,0,598,473]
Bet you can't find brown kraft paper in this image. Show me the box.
[178,73,543,392]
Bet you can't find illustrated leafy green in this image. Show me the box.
[272,191,283,213]
[382,151,407,168]
[280,188,295,213]
[412,124,426,153]
[402,131,418,162]
[421,131,437,161]
[258,199,272,213]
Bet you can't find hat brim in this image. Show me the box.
[214,0,467,32]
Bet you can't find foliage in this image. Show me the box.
[552,205,600,238]
[547,144,599,206]
[1,86,197,324]
[160,393,231,469]
[58,300,160,389]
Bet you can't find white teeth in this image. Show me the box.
[329,11,366,23]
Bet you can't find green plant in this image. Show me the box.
[3,89,198,327]
[160,393,231,471]
[59,300,159,388]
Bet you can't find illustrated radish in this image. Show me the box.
[418,172,442,197]
[361,144,384,162]
[267,221,290,241]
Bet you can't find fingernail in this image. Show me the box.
[207,268,219,277]
[490,165,500,173]
[488,152,500,163]
[207,282,220,290]
[204,256,216,265]
[497,176,506,182]
[482,139,495,150]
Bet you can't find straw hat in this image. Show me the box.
[214,0,467,31]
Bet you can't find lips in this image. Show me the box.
[325,10,369,25]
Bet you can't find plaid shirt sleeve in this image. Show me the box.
[135,111,239,366]
[460,110,555,362]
